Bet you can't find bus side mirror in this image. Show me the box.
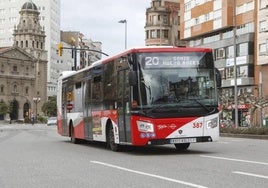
[128,70,137,86]
[215,68,222,88]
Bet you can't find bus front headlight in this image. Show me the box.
[206,117,218,129]
[137,121,154,132]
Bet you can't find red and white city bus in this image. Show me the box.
[57,46,221,151]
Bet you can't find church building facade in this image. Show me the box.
[0,1,47,122]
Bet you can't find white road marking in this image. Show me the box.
[233,171,268,179]
[200,155,268,166]
[91,160,208,188]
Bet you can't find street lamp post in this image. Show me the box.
[233,0,239,128]
[118,19,127,49]
[33,97,40,123]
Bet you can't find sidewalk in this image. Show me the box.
[220,133,268,140]
[0,121,46,129]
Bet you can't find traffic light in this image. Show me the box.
[57,43,63,56]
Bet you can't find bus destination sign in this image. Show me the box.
[142,55,200,69]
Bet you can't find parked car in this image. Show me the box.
[47,117,57,126]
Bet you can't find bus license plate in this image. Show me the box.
[170,138,197,144]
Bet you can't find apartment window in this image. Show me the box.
[203,34,220,44]
[225,67,234,78]
[195,0,200,6]
[226,46,234,58]
[185,2,191,11]
[146,31,149,39]
[259,20,267,32]
[157,30,161,38]
[9,17,16,23]
[205,14,210,21]
[163,15,168,24]
[237,2,254,15]
[215,48,225,60]
[238,66,248,77]
[259,43,267,54]
[163,30,169,38]
[195,18,200,25]
[222,30,233,39]
[237,43,248,56]
[260,0,268,9]
[152,15,157,25]
[150,30,156,38]
[237,22,254,35]
[219,69,226,79]
[194,39,202,46]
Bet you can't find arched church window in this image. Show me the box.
[13,66,17,72]
[25,87,29,95]
[37,41,39,48]
[26,40,28,47]
[13,85,17,93]
[32,41,34,48]
[20,41,23,48]
[0,85,4,93]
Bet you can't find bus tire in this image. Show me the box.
[107,125,120,152]
[174,143,190,151]
[70,124,78,144]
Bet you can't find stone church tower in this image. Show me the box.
[13,1,47,60]
[0,0,47,122]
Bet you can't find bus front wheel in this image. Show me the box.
[107,125,120,152]
[174,143,190,151]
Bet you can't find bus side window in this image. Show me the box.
[103,62,116,109]
[92,76,103,103]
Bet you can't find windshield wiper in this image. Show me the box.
[191,99,213,113]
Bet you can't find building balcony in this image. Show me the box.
[221,77,254,88]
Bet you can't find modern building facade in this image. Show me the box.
[0,0,61,97]
[0,1,47,121]
[256,0,268,122]
[180,0,256,126]
[60,31,102,70]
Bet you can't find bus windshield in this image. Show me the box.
[134,52,218,109]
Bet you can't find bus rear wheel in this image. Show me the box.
[108,125,120,152]
[174,143,190,151]
[70,125,78,144]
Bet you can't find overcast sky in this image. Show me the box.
[60,0,151,56]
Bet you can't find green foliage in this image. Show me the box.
[0,101,10,115]
[37,115,47,123]
[42,96,57,116]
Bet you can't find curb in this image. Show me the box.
[220,133,268,140]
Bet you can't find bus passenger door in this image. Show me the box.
[61,85,68,136]
[117,69,131,143]
[83,79,93,140]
